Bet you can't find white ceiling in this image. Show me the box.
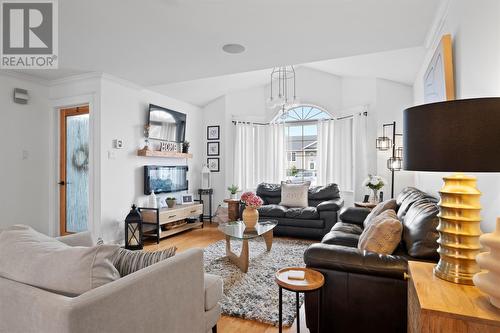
[152,47,426,106]
[2,0,440,86]
[305,47,426,85]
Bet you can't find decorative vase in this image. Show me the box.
[473,217,500,308]
[166,199,176,208]
[242,207,259,229]
[230,193,237,200]
[369,189,379,204]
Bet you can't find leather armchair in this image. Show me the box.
[304,187,439,333]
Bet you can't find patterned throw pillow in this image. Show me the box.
[279,181,310,208]
[112,247,177,277]
[363,199,398,228]
[358,209,402,255]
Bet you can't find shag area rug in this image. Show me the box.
[203,238,313,326]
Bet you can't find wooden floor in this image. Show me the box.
[144,222,310,333]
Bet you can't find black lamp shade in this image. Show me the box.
[403,98,500,172]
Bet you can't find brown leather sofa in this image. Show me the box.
[303,187,440,333]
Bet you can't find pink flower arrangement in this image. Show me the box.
[240,191,263,209]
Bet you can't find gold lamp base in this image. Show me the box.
[435,173,482,285]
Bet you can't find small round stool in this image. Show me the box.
[275,267,324,333]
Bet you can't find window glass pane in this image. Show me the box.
[281,106,331,186]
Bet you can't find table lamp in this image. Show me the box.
[403,97,500,285]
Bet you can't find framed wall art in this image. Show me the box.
[207,142,220,156]
[207,125,220,140]
[207,158,220,172]
[424,34,455,103]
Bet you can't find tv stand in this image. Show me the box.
[139,203,203,243]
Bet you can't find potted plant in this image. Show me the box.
[240,192,264,229]
[182,141,190,153]
[227,184,239,199]
[362,174,386,203]
[166,197,177,208]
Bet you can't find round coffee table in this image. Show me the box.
[275,267,324,333]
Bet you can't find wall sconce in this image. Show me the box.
[13,88,29,104]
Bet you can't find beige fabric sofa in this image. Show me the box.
[0,232,222,333]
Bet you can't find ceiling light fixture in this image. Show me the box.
[222,43,246,54]
[266,66,299,119]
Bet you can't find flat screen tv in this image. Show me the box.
[148,104,186,142]
[144,165,188,195]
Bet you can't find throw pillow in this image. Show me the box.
[279,181,310,208]
[363,199,398,228]
[112,247,177,277]
[0,226,120,296]
[358,209,402,255]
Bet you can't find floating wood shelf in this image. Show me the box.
[137,149,193,159]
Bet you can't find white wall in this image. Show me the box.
[0,74,50,233]
[413,0,500,232]
[375,79,414,197]
[340,76,415,201]
[99,76,204,243]
[201,96,227,215]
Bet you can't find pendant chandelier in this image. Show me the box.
[266,66,299,118]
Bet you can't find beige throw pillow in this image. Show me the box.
[363,199,398,228]
[0,226,120,296]
[358,209,402,255]
[279,181,310,208]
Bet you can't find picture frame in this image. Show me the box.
[207,142,220,156]
[181,193,194,205]
[424,34,455,103]
[207,125,220,140]
[207,157,220,172]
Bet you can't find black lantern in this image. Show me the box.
[125,204,143,250]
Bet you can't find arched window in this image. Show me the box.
[276,105,333,185]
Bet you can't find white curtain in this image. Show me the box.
[317,119,353,191]
[234,122,285,191]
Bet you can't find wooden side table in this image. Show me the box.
[223,199,240,221]
[408,261,500,333]
[275,267,324,333]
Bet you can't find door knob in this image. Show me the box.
[58,181,65,185]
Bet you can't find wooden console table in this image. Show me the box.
[408,261,500,333]
[139,204,203,243]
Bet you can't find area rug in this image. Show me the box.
[203,238,314,326]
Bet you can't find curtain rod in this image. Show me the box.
[231,111,367,126]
